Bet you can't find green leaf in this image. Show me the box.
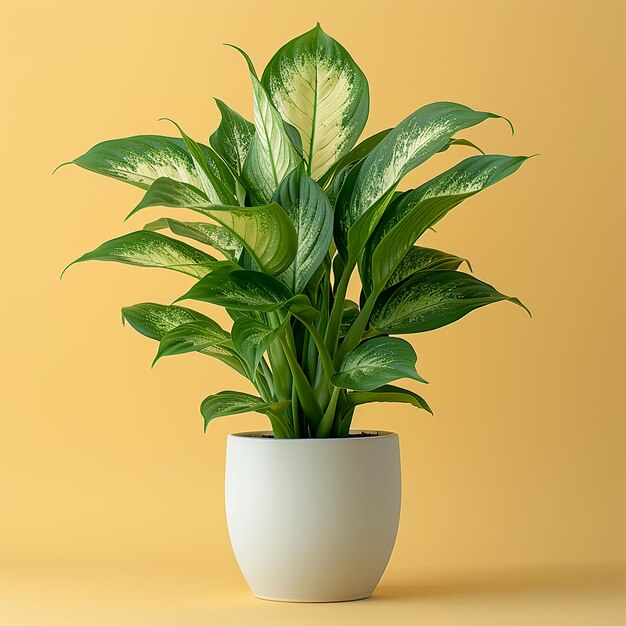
[347,384,433,413]
[143,217,243,260]
[129,177,209,214]
[59,135,222,191]
[231,317,286,378]
[364,155,529,293]
[64,231,216,279]
[160,118,238,206]
[272,167,333,293]
[318,128,391,188]
[209,99,255,175]
[240,55,301,204]
[339,299,360,337]
[121,303,243,373]
[154,320,232,364]
[371,269,530,334]
[439,137,485,155]
[331,336,427,391]
[324,161,356,207]
[262,23,369,180]
[336,102,512,259]
[200,391,290,432]
[128,177,297,275]
[386,246,469,290]
[285,294,320,324]
[121,303,214,340]
[177,267,293,311]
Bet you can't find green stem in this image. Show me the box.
[267,411,293,438]
[260,359,275,397]
[297,317,335,382]
[254,371,272,402]
[316,386,340,438]
[278,334,323,427]
[335,291,378,365]
[290,378,301,437]
[323,257,355,356]
[267,341,291,402]
[340,407,355,437]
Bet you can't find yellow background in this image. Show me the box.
[1,0,625,623]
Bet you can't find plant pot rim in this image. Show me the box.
[228,430,398,441]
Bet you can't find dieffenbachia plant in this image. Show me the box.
[59,24,530,438]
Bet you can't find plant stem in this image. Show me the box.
[278,334,323,427]
[340,407,355,437]
[324,257,356,356]
[290,378,301,437]
[335,290,378,365]
[296,317,335,382]
[260,359,275,396]
[268,411,293,438]
[315,386,340,438]
[254,371,272,402]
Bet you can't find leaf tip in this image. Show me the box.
[124,205,140,222]
[223,43,257,78]
[510,297,532,318]
[52,161,73,176]
[502,115,515,135]
[59,259,77,280]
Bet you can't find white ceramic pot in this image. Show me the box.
[225,430,401,602]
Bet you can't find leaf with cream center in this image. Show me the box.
[262,23,369,180]
[128,176,297,275]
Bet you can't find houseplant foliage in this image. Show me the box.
[60,24,529,439]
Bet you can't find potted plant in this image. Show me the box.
[58,24,530,602]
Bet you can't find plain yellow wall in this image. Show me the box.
[1,0,624,583]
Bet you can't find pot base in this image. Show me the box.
[254,592,372,603]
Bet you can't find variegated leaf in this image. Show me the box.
[371,269,530,334]
[64,231,216,279]
[177,267,293,311]
[161,118,238,205]
[319,132,481,189]
[272,167,333,293]
[209,99,255,175]
[121,303,214,340]
[347,384,432,413]
[231,317,286,378]
[339,300,360,337]
[235,48,301,204]
[200,391,291,433]
[128,177,297,275]
[318,128,390,188]
[121,303,243,372]
[363,155,528,293]
[61,135,229,192]
[154,320,232,364]
[386,246,469,290]
[144,217,243,260]
[336,102,512,259]
[331,336,427,391]
[262,23,369,180]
